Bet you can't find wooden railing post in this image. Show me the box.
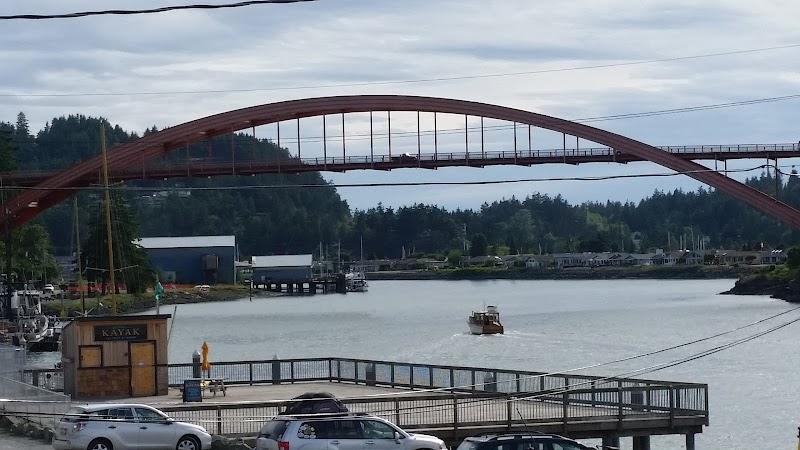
[249,363,253,386]
[449,369,455,392]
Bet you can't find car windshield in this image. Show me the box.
[456,441,480,450]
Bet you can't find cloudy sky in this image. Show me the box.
[2,0,799,210]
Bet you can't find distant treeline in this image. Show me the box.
[4,112,800,260]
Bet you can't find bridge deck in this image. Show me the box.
[2,143,797,187]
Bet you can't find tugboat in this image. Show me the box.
[467,305,504,335]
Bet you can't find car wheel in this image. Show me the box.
[177,435,201,450]
[87,438,113,450]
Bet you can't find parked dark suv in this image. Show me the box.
[456,433,596,450]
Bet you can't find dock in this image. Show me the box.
[21,357,708,450]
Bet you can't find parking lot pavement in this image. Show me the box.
[0,430,51,450]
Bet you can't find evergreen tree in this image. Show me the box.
[0,124,15,171]
[82,192,153,294]
[0,224,59,282]
[470,233,488,256]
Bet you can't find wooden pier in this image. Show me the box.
[254,274,347,295]
[23,357,708,450]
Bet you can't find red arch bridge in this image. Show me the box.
[1,95,800,231]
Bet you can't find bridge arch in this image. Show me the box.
[3,95,800,229]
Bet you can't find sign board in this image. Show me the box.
[93,325,148,341]
[182,379,202,402]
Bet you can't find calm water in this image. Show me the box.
[26,279,800,449]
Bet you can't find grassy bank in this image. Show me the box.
[42,284,263,316]
[368,264,758,281]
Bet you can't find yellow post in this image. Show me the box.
[100,124,117,314]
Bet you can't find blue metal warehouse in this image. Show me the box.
[251,254,313,284]
[137,236,236,285]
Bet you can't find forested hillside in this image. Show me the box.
[4,112,799,260]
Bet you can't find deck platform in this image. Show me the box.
[21,357,708,447]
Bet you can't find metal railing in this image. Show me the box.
[155,383,708,437]
[136,142,800,171]
[3,142,798,184]
[24,356,708,394]
[21,357,707,437]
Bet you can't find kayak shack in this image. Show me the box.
[60,314,170,399]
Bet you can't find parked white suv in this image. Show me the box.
[53,403,212,450]
[256,413,446,450]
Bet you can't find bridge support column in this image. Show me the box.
[685,433,695,450]
[601,436,619,449]
[632,435,650,450]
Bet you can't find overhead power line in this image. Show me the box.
[0,164,774,193]
[8,309,799,423]
[0,0,316,20]
[1,43,799,97]
[577,93,800,122]
[5,306,800,417]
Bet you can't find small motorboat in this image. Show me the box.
[345,270,368,292]
[467,305,504,335]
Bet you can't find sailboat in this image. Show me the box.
[346,235,368,292]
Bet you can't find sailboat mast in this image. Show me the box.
[1,176,11,321]
[73,196,85,315]
[100,125,117,314]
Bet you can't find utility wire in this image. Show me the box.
[374,313,800,419]
[577,93,800,123]
[1,44,799,97]
[11,303,796,417]
[10,312,799,423]
[0,0,316,20]
[0,165,772,193]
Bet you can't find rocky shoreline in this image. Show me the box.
[721,272,800,303]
